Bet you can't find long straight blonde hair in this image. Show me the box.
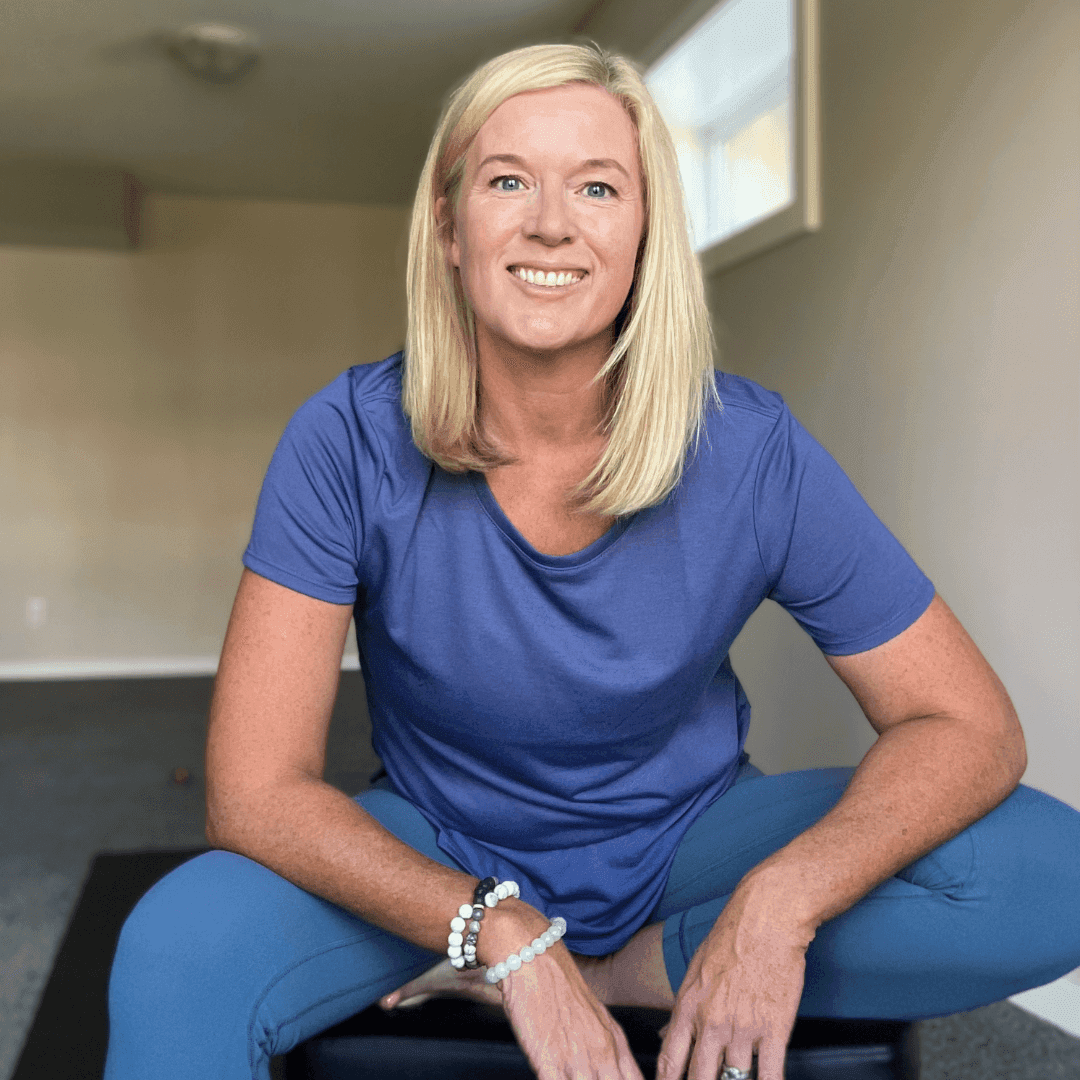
[402,42,718,518]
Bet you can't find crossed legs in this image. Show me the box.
[105,768,1080,1079]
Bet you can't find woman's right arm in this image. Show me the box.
[206,568,644,1079]
[206,567,538,955]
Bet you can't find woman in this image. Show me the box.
[105,43,1080,1080]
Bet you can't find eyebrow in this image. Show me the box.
[477,153,632,181]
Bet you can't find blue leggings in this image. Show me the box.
[104,762,1080,1080]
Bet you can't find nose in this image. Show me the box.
[524,180,575,247]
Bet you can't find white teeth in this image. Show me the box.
[511,267,582,287]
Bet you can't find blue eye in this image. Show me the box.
[585,182,612,198]
[494,176,522,192]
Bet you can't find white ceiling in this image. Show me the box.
[0,0,606,204]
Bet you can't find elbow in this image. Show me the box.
[203,784,246,850]
[204,811,229,849]
[1007,726,1028,786]
[994,706,1027,790]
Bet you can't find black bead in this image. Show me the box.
[472,906,485,920]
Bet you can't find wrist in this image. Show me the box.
[732,863,819,947]
[475,898,552,967]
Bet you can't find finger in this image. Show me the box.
[755,1034,786,1080]
[685,1029,725,1080]
[613,1020,647,1080]
[654,1011,693,1080]
[722,1030,756,1077]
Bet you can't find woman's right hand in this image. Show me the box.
[485,904,646,1080]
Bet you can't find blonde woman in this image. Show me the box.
[105,42,1080,1080]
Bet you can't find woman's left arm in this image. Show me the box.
[752,591,1027,926]
[656,593,1027,1080]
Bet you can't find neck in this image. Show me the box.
[475,328,614,457]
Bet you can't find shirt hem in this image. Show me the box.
[815,581,936,656]
[242,551,357,605]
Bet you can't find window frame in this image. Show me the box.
[641,0,821,276]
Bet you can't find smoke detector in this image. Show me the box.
[167,22,260,83]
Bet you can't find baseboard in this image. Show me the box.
[0,653,362,680]
[1008,969,1080,1039]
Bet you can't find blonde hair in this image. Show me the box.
[402,41,718,517]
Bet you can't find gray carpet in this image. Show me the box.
[919,1000,1080,1078]
[2,675,1077,1080]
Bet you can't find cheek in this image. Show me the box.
[596,217,642,279]
[462,201,517,258]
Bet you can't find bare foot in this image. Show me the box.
[379,957,504,1012]
[380,952,615,1013]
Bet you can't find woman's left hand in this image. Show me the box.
[655,880,813,1080]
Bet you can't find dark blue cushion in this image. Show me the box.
[282,1000,919,1079]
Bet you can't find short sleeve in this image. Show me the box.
[753,405,935,655]
[242,379,376,605]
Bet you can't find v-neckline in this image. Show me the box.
[468,471,632,569]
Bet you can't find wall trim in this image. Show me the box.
[0,653,361,681]
[1009,970,1080,1039]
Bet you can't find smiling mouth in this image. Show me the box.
[508,266,586,288]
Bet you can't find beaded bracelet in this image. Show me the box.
[447,875,504,971]
[447,877,566,983]
[484,916,567,984]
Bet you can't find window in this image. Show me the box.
[644,0,820,274]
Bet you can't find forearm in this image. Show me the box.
[206,774,547,963]
[737,714,1026,938]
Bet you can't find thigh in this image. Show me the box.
[653,770,1080,1020]
[105,784,466,1080]
[652,767,855,921]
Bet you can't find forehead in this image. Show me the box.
[470,83,640,172]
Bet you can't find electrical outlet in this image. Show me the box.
[25,596,47,629]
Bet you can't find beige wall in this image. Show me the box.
[1,194,410,670]
[695,0,1078,809]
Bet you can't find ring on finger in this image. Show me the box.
[720,1066,754,1080]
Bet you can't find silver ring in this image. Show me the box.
[720,1067,754,1080]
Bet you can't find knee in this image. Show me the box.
[992,784,1080,882]
[973,784,1080,967]
[110,850,261,1003]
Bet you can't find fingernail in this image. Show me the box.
[382,993,398,1008]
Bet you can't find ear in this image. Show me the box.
[434,196,460,270]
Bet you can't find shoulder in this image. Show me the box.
[292,351,404,425]
[710,369,787,425]
[282,352,406,452]
[695,370,792,458]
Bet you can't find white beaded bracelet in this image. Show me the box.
[448,877,518,971]
[484,916,567,984]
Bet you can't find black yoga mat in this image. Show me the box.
[11,848,210,1080]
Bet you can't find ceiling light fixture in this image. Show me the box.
[167,22,260,84]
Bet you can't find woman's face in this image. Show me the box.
[440,82,646,361]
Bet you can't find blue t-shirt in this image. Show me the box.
[243,352,934,955]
